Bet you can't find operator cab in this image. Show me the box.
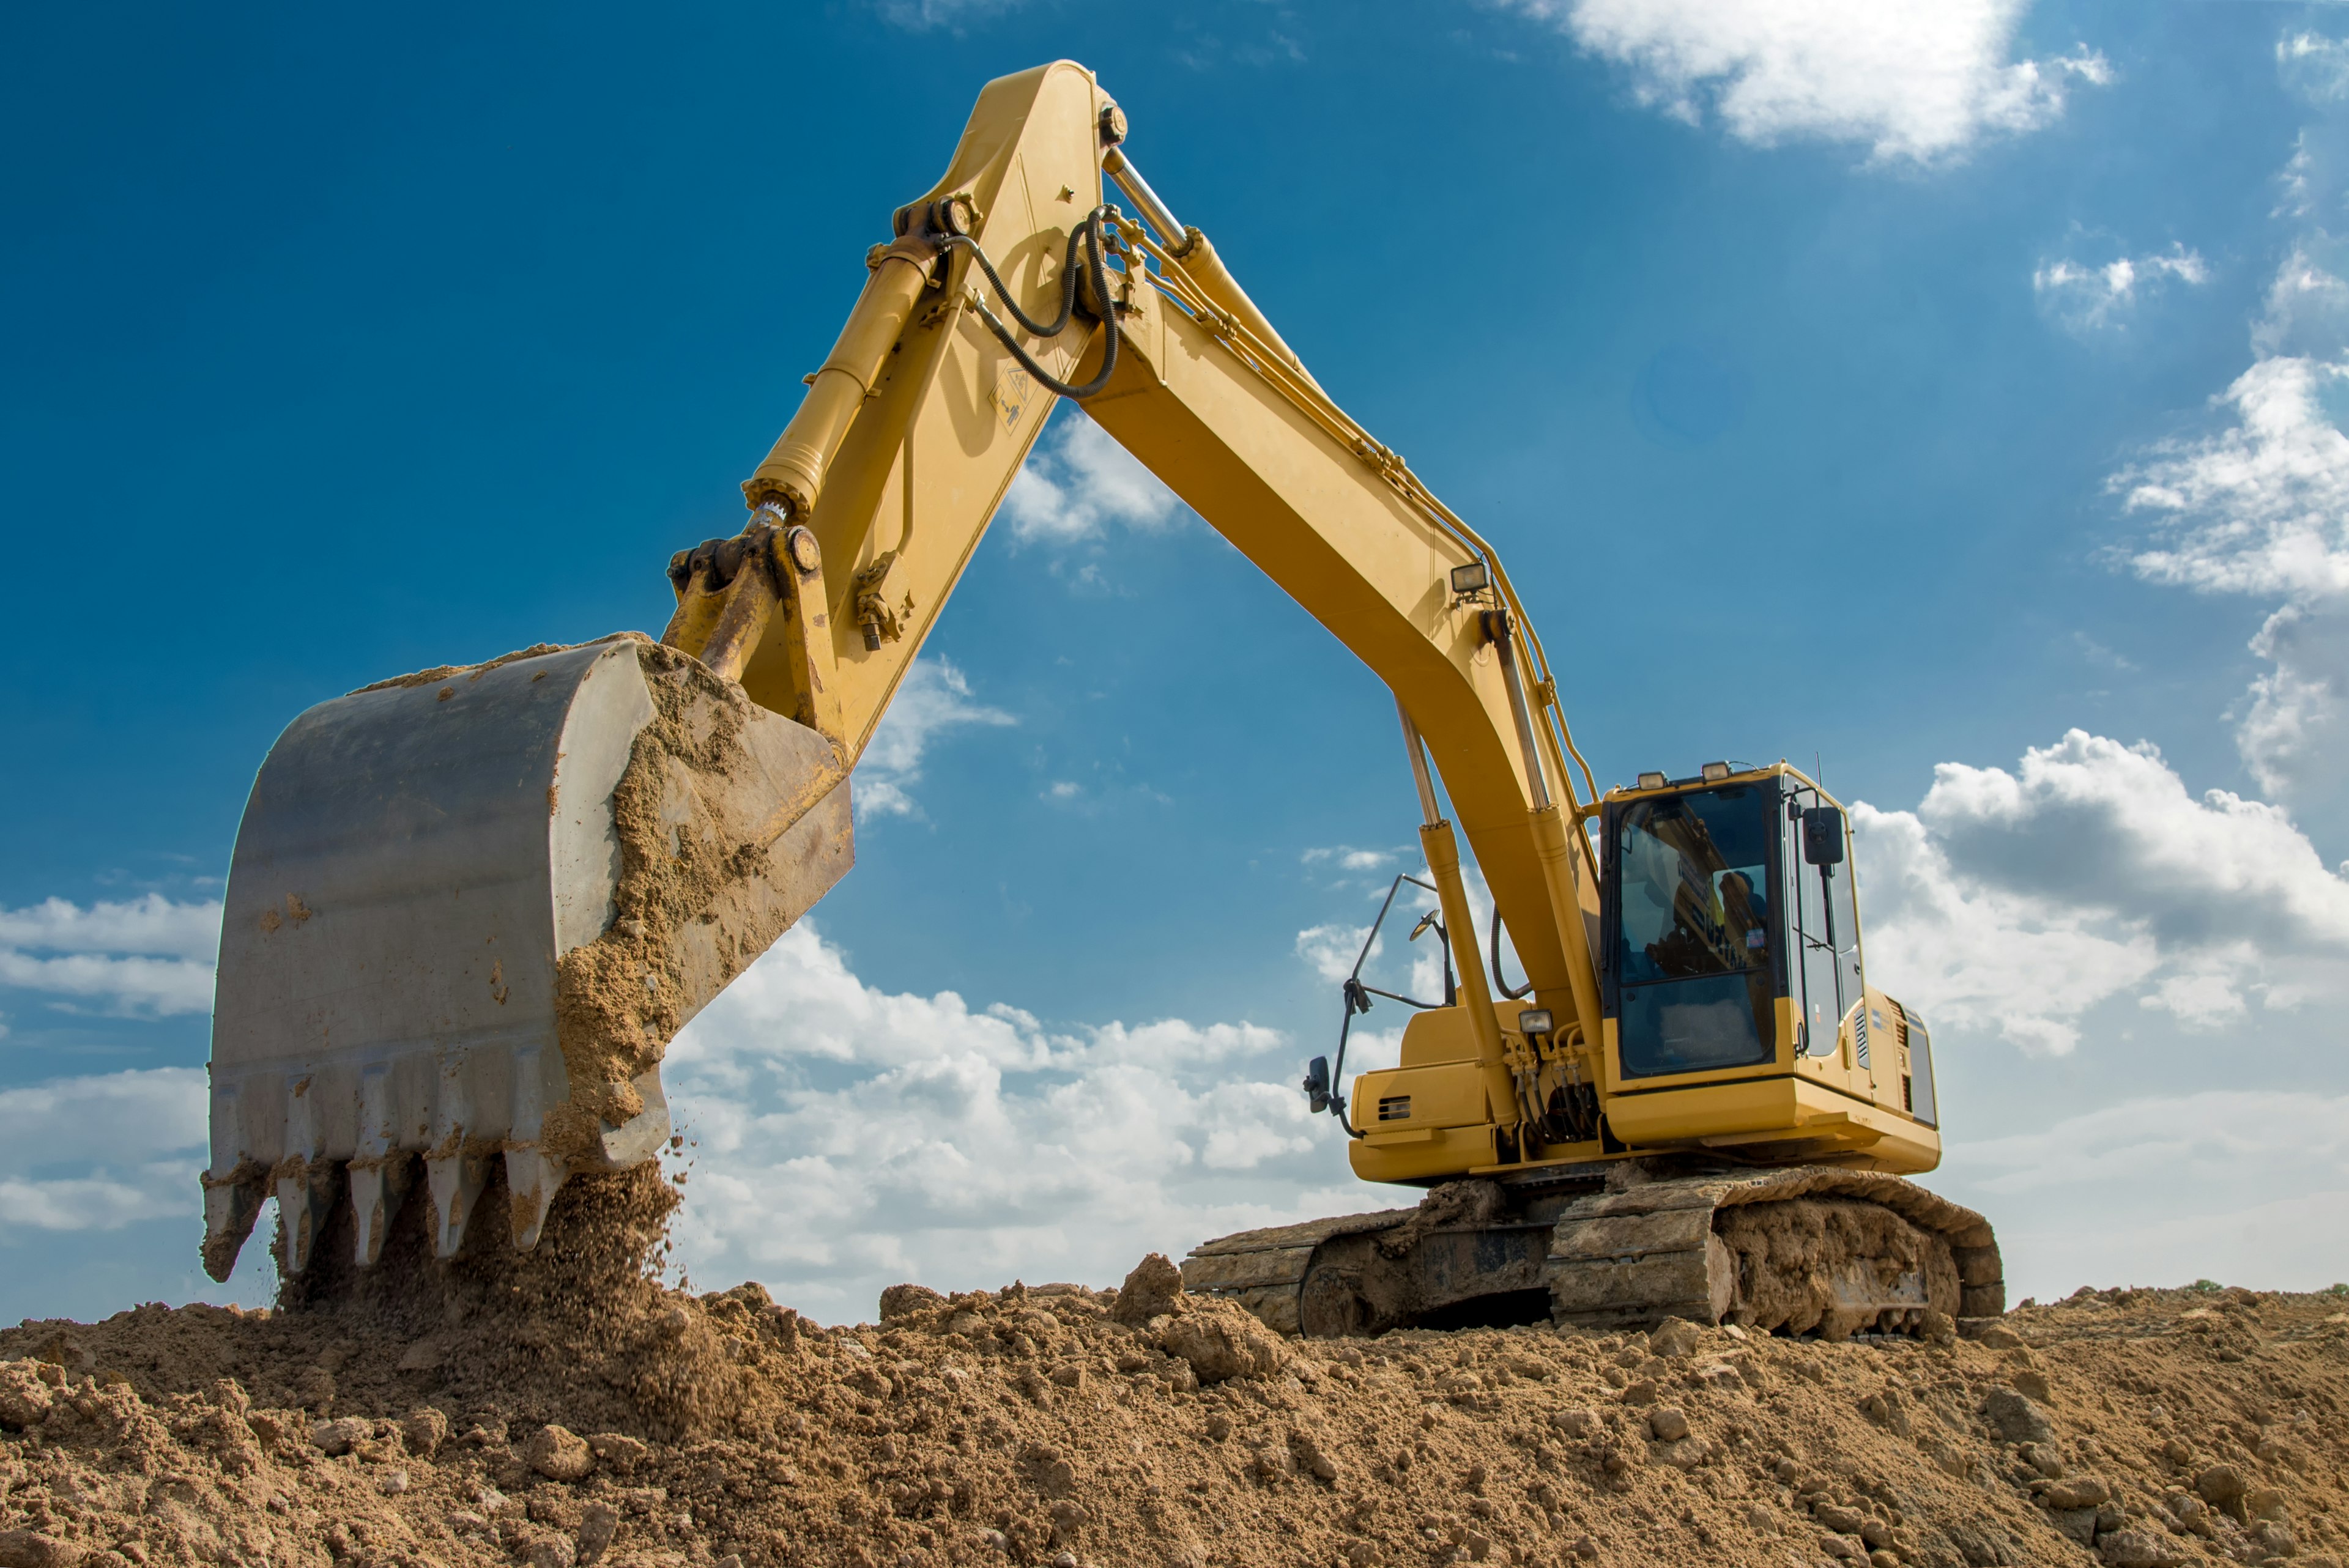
[1603,764,1857,1076]
[1327,760,1942,1186]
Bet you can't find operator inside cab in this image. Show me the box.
[1608,783,1779,1079]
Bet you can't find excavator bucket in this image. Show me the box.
[201,634,852,1282]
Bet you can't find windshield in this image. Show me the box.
[1612,783,1779,1079]
[1616,785,1773,985]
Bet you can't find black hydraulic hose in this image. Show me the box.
[946,206,1121,401]
[1490,910,1535,1000]
[946,218,1091,338]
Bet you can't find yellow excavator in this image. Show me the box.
[201,61,2002,1341]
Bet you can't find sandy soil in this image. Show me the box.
[1,1185,2343,1568]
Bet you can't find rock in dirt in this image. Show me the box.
[1158,1300,1285,1383]
[402,1405,449,1457]
[525,1423,595,1481]
[576,1500,620,1564]
[0,1531,82,1568]
[2098,1530,2184,1567]
[0,1366,51,1430]
[310,1416,371,1455]
[2189,1465,2246,1511]
[1983,1386,2057,1444]
[2041,1477,2109,1512]
[1647,1319,1701,1359]
[877,1283,945,1320]
[1110,1252,1187,1326]
[1551,1407,1600,1438]
[587,1430,650,1469]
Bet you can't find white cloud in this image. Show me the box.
[2240,600,2349,809]
[0,1068,207,1232]
[2121,355,2349,601]
[0,895,220,1016]
[2113,350,2349,836]
[1506,0,2109,164]
[1854,730,2349,1054]
[2280,31,2349,107]
[0,894,220,960]
[853,659,1013,822]
[2033,245,2210,333]
[1942,1090,2349,1298]
[2256,242,2349,357]
[1302,846,1396,873]
[1852,804,2153,1056]
[1001,409,1184,544]
[662,923,1337,1320]
[2069,631,2136,672]
[1296,923,1377,984]
[870,0,1022,29]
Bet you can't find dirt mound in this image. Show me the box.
[2,1213,2345,1568]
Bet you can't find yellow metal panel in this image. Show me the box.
[1601,1074,1940,1175]
[1348,1123,1499,1184]
[1398,1007,1475,1068]
[1348,1059,1488,1134]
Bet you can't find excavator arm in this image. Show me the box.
[201,61,1605,1282]
[670,57,1606,1102]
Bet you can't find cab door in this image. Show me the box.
[1783,783,1862,1060]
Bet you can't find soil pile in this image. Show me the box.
[2,1202,2345,1568]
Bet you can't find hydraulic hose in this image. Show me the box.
[945,206,1121,401]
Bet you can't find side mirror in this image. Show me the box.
[1302,1056,1332,1114]
[1802,806,1846,867]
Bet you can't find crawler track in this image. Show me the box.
[1183,1163,2003,1340]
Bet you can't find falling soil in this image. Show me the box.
[538,633,850,1170]
[6,1185,2348,1568]
[544,636,751,1164]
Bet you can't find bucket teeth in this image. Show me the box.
[427,1150,492,1260]
[275,1159,343,1276]
[199,1167,266,1284]
[503,1044,567,1252]
[274,1074,337,1276]
[349,1154,415,1268]
[349,1063,414,1268]
[505,1149,567,1252]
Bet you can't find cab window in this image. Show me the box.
[1610,784,1777,1078]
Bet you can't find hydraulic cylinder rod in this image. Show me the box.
[1494,619,1606,1053]
[743,237,938,518]
[1398,700,1520,1144]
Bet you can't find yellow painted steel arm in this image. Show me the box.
[674,59,1601,1045]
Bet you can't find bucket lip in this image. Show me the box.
[343,631,652,700]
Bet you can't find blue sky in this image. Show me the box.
[4,0,2347,1325]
